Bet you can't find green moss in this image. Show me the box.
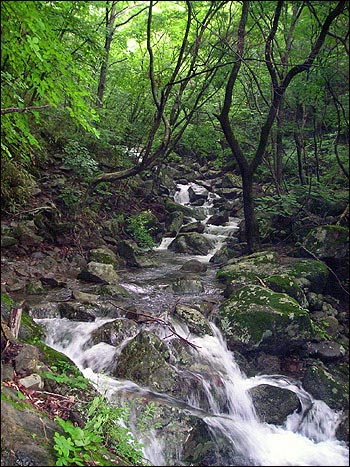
[289,259,329,293]
[265,273,307,306]
[220,285,313,352]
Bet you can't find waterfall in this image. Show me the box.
[32,179,348,466]
[35,317,349,466]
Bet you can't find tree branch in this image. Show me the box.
[1,104,50,115]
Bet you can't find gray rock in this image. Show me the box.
[305,341,346,361]
[249,384,300,425]
[78,261,119,284]
[18,373,44,390]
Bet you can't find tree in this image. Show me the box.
[216,0,347,253]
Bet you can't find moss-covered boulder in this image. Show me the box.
[216,250,279,285]
[173,305,213,337]
[302,225,349,261]
[77,261,120,284]
[265,273,308,308]
[88,246,119,269]
[219,285,314,355]
[302,363,349,412]
[87,318,139,348]
[288,258,329,294]
[117,240,159,268]
[164,198,206,221]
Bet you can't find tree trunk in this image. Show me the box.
[275,103,284,193]
[241,168,260,254]
[96,1,117,107]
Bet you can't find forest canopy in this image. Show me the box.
[1,0,349,251]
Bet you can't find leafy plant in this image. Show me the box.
[62,141,99,178]
[53,395,147,466]
[126,210,156,249]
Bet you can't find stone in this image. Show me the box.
[302,225,349,260]
[174,305,213,336]
[169,233,214,255]
[72,290,100,304]
[18,373,44,390]
[249,384,300,425]
[58,302,95,322]
[77,261,119,284]
[172,278,205,294]
[88,247,119,268]
[219,284,313,355]
[180,259,208,273]
[305,341,346,361]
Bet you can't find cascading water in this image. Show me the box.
[33,181,349,466]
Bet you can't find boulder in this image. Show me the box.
[179,222,205,234]
[78,261,119,284]
[180,259,208,273]
[165,211,184,237]
[172,278,205,294]
[249,384,300,425]
[58,302,95,322]
[305,341,346,361]
[302,225,349,261]
[169,233,214,255]
[302,363,349,412]
[117,240,159,268]
[174,305,213,336]
[87,318,139,348]
[219,284,313,355]
[88,247,119,268]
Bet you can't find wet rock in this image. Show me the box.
[113,331,176,392]
[165,210,184,237]
[117,240,159,268]
[174,305,213,336]
[72,290,100,304]
[302,363,349,412]
[87,318,139,348]
[172,278,205,294]
[96,283,132,298]
[179,221,205,234]
[78,261,119,284]
[180,259,208,273]
[219,285,313,355]
[58,302,95,322]
[288,258,329,294]
[249,384,300,425]
[207,212,229,225]
[169,232,214,255]
[164,198,206,221]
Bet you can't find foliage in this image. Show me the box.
[62,141,99,179]
[126,210,156,249]
[53,394,147,466]
[1,158,36,213]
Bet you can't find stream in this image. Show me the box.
[34,181,349,466]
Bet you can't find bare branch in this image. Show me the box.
[1,104,50,115]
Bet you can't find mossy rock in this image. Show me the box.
[219,285,313,355]
[88,247,119,269]
[302,363,349,412]
[216,250,279,285]
[265,273,308,308]
[174,305,212,337]
[113,331,176,392]
[288,258,329,293]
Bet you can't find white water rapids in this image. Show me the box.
[34,182,348,466]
